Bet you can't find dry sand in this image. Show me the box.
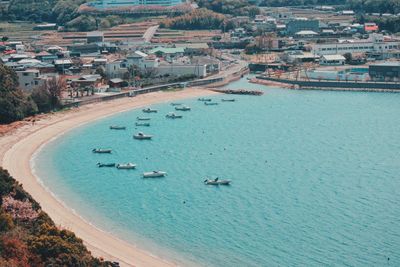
[0,88,217,267]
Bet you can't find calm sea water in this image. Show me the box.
[35,77,400,266]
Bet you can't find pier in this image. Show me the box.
[255,75,400,92]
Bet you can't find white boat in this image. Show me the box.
[142,108,157,113]
[204,102,218,106]
[175,106,191,111]
[109,126,126,130]
[143,171,167,178]
[166,113,183,119]
[92,148,112,154]
[135,122,150,127]
[116,163,136,169]
[204,178,231,185]
[137,117,151,121]
[133,132,153,140]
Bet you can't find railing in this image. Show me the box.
[63,82,184,108]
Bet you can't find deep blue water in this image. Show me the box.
[35,77,400,266]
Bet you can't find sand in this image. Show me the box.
[0,88,217,267]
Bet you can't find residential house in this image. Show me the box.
[149,47,185,61]
[320,54,346,65]
[16,69,43,91]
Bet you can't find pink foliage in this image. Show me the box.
[2,196,39,221]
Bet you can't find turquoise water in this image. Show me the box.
[35,78,400,266]
[341,67,369,74]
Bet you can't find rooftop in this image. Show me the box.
[321,54,346,60]
[295,30,318,35]
[149,47,185,54]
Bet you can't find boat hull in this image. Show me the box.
[92,149,112,154]
[97,163,116,167]
[204,180,231,185]
[135,123,150,127]
[133,136,152,140]
[110,126,126,130]
[143,172,167,178]
[116,164,136,169]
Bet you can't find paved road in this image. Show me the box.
[208,53,248,80]
[143,25,159,43]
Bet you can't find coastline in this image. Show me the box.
[0,88,218,267]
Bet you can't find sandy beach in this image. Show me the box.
[0,88,217,267]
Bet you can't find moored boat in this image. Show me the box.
[109,126,126,130]
[204,177,231,185]
[92,148,112,154]
[221,99,236,102]
[175,106,191,111]
[137,117,151,121]
[116,163,136,169]
[143,171,167,178]
[170,103,182,106]
[97,162,116,167]
[133,132,153,140]
[198,98,212,102]
[135,122,150,127]
[166,113,183,119]
[142,108,157,113]
[204,102,218,106]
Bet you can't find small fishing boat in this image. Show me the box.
[143,171,167,178]
[198,98,212,102]
[92,148,112,154]
[221,99,236,102]
[142,108,157,113]
[116,163,136,169]
[175,106,191,111]
[97,163,116,167]
[135,122,150,127]
[204,102,218,106]
[170,103,182,106]
[137,117,151,121]
[166,113,183,119]
[204,177,231,185]
[133,132,153,140]
[109,126,126,130]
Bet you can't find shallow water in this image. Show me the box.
[35,77,400,266]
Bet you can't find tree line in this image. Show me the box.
[0,64,63,124]
[160,8,231,30]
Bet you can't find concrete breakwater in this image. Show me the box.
[210,88,263,95]
[255,75,400,93]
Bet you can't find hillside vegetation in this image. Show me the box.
[0,167,112,266]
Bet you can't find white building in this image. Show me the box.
[320,54,346,65]
[157,62,207,78]
[16,69,43,91]
[311,34,400,56]
[105,60,128,79]
[126,51,159,69]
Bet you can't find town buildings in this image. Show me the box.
[311,34,400,56]
[88,0,183,8]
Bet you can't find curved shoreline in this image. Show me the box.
[0,88,217,267]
